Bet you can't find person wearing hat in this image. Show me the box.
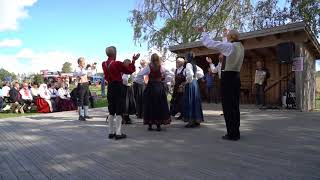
[170,57,186,120]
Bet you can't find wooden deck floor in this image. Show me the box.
[0,104,320,180]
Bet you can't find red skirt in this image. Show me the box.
[35,98,50,113]
[57,98,77,112]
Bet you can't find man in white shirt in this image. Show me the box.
[200,27,244,141]
[133,59,147,119]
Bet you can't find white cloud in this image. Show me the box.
[0,39,22,47]
[0,48,78,74]
[0,0,37,31]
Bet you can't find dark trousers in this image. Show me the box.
[221,71,241,138]
[107,81,123,116]
[206,86,214,103]
[255,84,265,105]
[77,83,90,107]
[133,82,144,118]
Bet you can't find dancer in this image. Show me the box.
[133,59,147,119]
[122,59,136,124]
[170,57,186,120]
[102,46,140,140]
[74,57,92,121]
[200,28,244,141]
[137,53,172,131]
[183,52,204,128]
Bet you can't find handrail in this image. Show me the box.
[264,71,294,92]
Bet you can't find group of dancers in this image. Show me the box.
[74,28,244,141]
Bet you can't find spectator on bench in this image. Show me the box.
[35,84,53,113]
[9,82,24,113]
[57,82,76,111]
[19,82,33,112]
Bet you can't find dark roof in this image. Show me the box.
[169,22,320,58]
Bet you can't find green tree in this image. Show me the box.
[62,62,73,73]
[0,68,17,82]
[252,0,319,37]
[31,74,44,85]
[128,0,253,49]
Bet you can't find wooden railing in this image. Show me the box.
[264,71,294,92]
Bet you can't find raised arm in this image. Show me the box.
[201,32,233,57]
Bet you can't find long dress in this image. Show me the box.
[36,84,52,113]
[138,65,171,125]
[183,63,204,123]
[57,88,77,112]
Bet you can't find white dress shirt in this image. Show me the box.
[184,63,204,83]
[74,66,89,83]
[201,32,233,57]
[2,86,10,97]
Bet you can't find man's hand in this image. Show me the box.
[206,57,213,64]
[133,53,140,61]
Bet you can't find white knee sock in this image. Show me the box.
[115,115,122,135]
[78,106,84,117]
[84,106,89,116]
[108,115,115,134]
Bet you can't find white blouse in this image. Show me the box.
[185,63,204,83]
[122,74,131,86]
[201,32,234,57]
[137,65,174,83]
[39,84,51,100]
[58,88,71,99]
[209,62,222,79]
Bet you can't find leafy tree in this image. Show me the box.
[0,68,16,82]
[128,0,253,49]
[31,74,44,85]
[62,62,73,73]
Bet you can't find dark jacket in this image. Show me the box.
[9,88,22,103]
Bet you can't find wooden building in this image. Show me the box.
[169,22,320,111]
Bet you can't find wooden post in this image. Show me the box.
[294,43,304,111]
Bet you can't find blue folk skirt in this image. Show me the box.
[183,79,204,123]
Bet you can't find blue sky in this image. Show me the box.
[0,0,319,73]
[0,0,148,73]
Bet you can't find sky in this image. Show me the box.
[0,0,319,74]
[0,0,154,74]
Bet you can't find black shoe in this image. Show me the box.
[84,116,92,119]
[125,117,132,124]
[190,122,200,128]
[156,125,161,131]
[108,133,116,139]
[79,116,86,121]
[115,134,127,140]
[222,134,240,141]
[176,115,183,120]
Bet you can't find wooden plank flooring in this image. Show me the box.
[0,104,320,180]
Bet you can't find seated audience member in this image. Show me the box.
[48,83,58,112]
[9,82,24,113]
[19,82,33,112]
[2,82,11,97]
[35,84,52,113]
[57,82,76,111]
[31,83,39,100]
[0,86,3,111]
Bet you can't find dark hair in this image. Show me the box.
[186,52,197,78]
